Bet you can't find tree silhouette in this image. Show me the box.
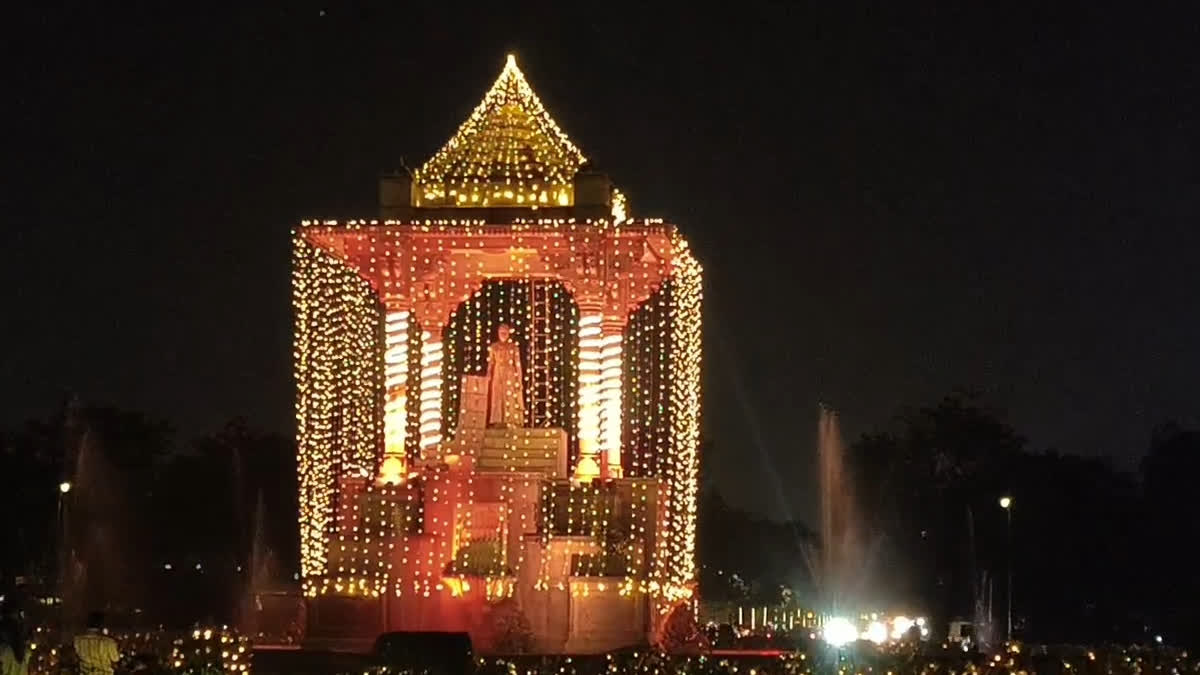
[1141,423,1200,644]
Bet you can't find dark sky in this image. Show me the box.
[6,3,1199,523]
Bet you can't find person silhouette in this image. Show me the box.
[74,612,119,675]
[0,611,29,675]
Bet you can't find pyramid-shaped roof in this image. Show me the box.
[415,55,588,208]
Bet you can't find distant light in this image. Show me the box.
[893,615,915,640]
[195,563,202,571]
[163,563,172,571]
[59,482,72,494]
[824,617,857,647]
[864,620,888,645]
[999,496,1013,509]
[1155,635,1163,644]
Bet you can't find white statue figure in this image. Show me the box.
[486,323,525,428]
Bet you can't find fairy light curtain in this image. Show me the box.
[622,281,674,479]
[292,238,385,578]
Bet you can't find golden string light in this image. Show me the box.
[293,220,700,606]
[292,235,383,583]
[443,279,578,444]
[667,239,703,600]
[415,55,586,208]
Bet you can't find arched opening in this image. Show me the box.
[440,279,581,464]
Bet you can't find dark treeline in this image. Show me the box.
[2,392,1198,646]
[699,392,1200,647]
[0,398,297,627]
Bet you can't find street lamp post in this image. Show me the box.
[57,480,73,622]
[999,496,1013,642]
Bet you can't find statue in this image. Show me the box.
[486,323,525,427]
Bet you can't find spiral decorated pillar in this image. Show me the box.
[378,303,412,484]
[413,299,453,459]
[574,298,626,481]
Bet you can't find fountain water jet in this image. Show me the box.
[805,405,866,615]
[58,398,139,631]
[239,490,276,636]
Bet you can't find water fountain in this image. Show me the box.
[806,405,865,616]
[239,491,274,636]
[967,507,997,649]
[58,398,133,631]
[58,398,86,630]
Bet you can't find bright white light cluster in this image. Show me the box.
[824,617,858,647]
[822,614,931,647]
[864,620,888,644]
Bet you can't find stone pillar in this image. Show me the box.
[574,310,603,481]
[413,301,453,460]
[379,306,411,484]
[598,320,624,479]
[418,328,445,454]
[575,303,627,481]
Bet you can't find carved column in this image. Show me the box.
[413,300,453,459]
[574,298,627,481]
[598,318,624,479]
[379,304,412,484]
[574,307,603,481]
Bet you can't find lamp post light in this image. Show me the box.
[56,479,73,624]
[999,495,1013,642]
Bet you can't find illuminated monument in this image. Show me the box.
[291,56,702,652]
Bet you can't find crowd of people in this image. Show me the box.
[0,603,1195,675]
[1,609,120,675]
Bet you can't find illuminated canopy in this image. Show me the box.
[290,55,701,652]
[415,55,588,208]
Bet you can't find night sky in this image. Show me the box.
[6,3,1199,523]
